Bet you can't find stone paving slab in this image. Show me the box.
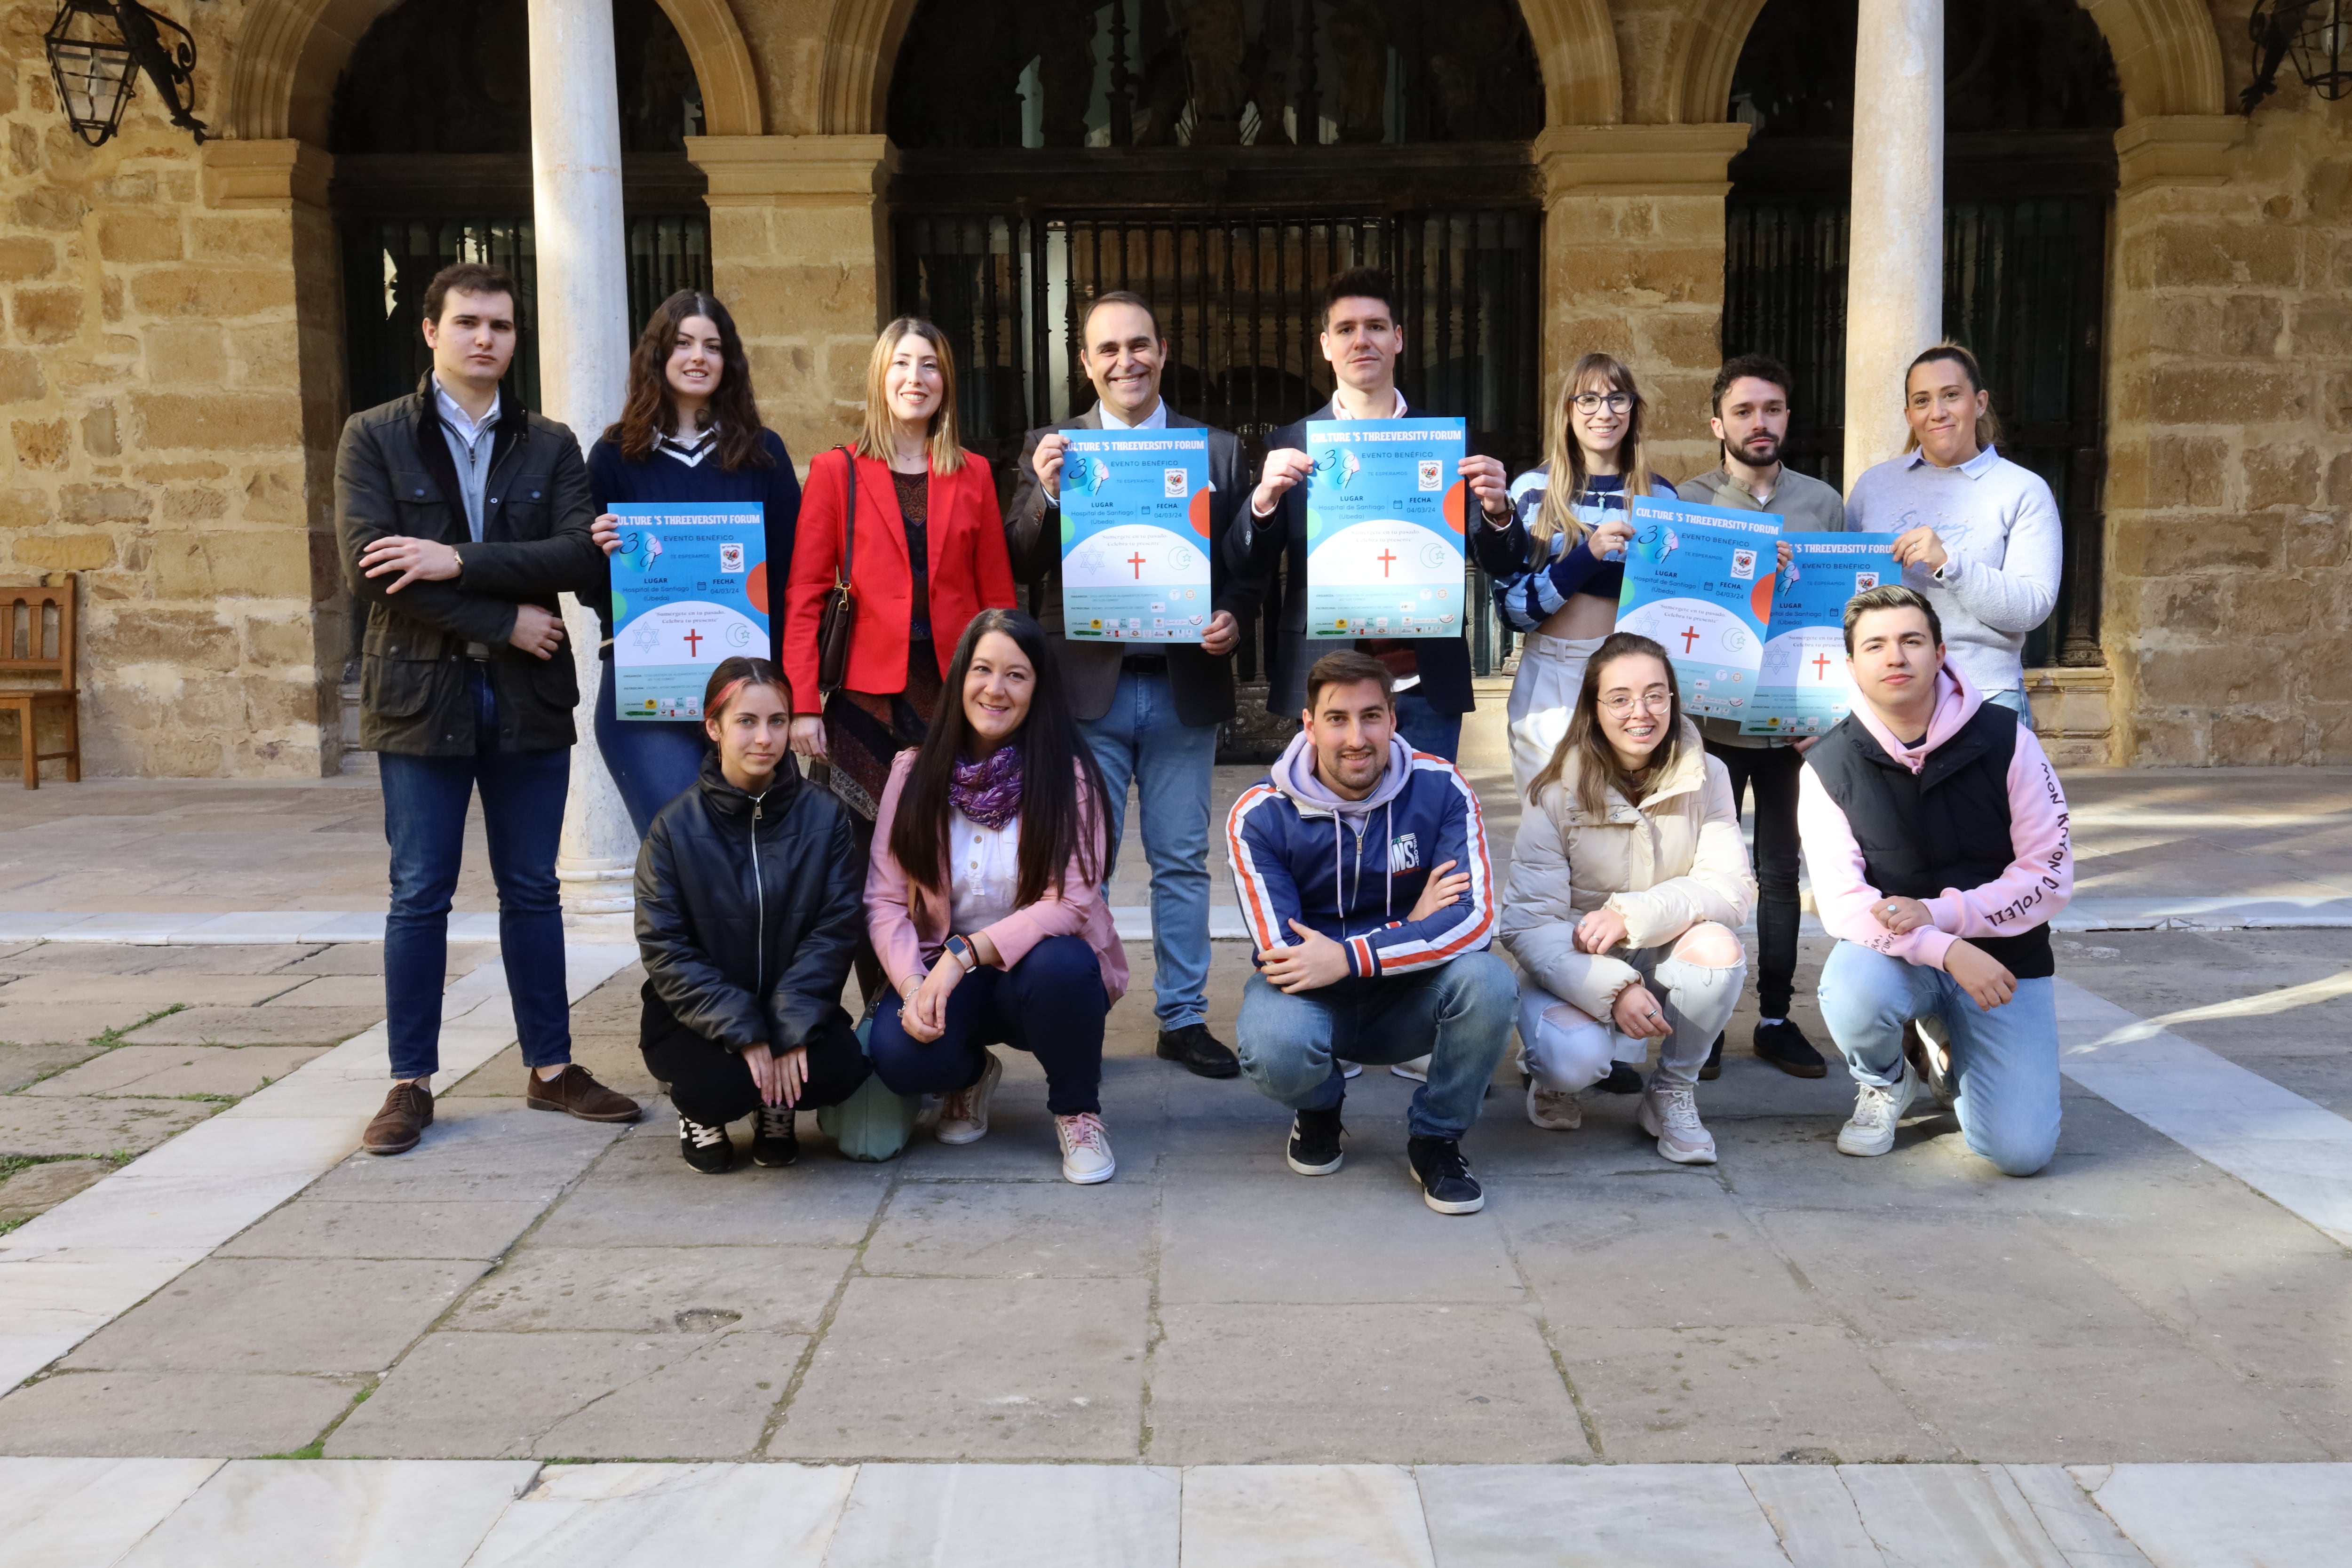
[0,1369,364,1458]
[0,1093,215,1158]
[62,1256,486,1376]
[125,1005,392,1048]
[0,1039,98,1092]
[328,1329,810,1461]
[453,1245,845,1336]
[24,1044,326,1098]
[215,1199,550,1262]
[771,1275,1151,1462]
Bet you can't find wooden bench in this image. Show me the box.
[0,584,79,788]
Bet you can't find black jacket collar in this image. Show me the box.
[695,748,801,822]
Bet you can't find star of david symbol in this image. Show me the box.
[630,621,661,653]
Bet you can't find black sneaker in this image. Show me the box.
[1700,1033,1725,1081]
[1157,1023,1241,1079]
[678,1115,734,1174]
[1405,1136,1485,1215]
[1286,1104,1346,1175]
[1596,1062,1644,1094]
[1755,1019,1828,1079]
[751,1104,798,1167]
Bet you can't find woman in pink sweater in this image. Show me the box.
[866,609,1129,1184]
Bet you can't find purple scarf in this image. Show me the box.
[950,745,1023,830]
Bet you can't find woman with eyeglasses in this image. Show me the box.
[1471,354,1679,804]
[1497,632,1753,1165]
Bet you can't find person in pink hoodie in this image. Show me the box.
[1796,585,2072,1175]
[866,610,1130,1185]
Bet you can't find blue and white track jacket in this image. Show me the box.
[1226,734,1496,979]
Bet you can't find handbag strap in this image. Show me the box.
[834,445,856,590]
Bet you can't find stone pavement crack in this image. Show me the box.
[755,1145,909,1458]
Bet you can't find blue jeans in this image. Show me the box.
[378,668,574,1081]
[1236,951,1517,1141]
[868,934,1108,1115]
[1817,940,2060,1176]
[1391,685,1463,762]
[1983,687,2030,724]
[594,653,708,837]
[1079,668,1216,1031]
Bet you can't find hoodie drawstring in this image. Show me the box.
[1383,802,1393,922]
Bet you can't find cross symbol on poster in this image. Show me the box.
[1679,625,1700,653]
[1811,652,1832,680]
[683,628,704,656]
[1376,549,1398,577]
[1128,551,1148,578]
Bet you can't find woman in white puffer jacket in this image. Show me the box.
[1498,632,1756,1165]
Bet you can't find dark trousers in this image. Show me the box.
[1704,739,1804,1018]
[1391,685,1464,763]
[867,934,1108,1115]
[594,653,709,837]
[379,667,572,1081]
[639,1003,870,1127]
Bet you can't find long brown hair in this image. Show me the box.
[1531,352,1662,549]
[857,317,968,476]
[605,292,774,471]
[1900,342,2003,454]
[886,609,1105,913]
[1527,631,1688,820]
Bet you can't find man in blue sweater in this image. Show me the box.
[1226,650,1517,1213]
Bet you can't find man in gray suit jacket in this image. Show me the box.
[1006,292,1262,1080]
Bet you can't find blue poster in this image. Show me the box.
[1059,430,1214,644]
[607,502,767,721]
[1615,496,1781,721]
[1303,417,1468,639]
[1741,533,1900,736]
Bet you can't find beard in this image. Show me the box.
[1732,431,1782,466]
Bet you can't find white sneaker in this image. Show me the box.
[1637,1081,1717,1164]
[935,1051,1001,1146]
[1055,1112,1116,1185]
[1390,1055,1431,1082]
[1837,1064,1918,1156]
[1525,1079,1582,1131]
[1338,1059,1364,1080]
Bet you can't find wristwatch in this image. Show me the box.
[943,934,979,972]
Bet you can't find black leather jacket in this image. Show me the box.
[635,754,866,1062]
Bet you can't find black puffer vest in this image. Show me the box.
[1805,702,2055,978]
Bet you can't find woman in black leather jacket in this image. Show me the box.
[636,656,872,1173]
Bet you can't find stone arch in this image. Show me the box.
[224,0,764,145]
[818,0,1620,136]
[1665,0,2226,126]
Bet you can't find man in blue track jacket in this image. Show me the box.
[1225,649,1517,1214]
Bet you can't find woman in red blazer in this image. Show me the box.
[785,317,1017,826]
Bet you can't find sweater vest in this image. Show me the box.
[1807,704,2053,978]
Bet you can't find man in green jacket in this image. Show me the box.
[336,261,640,1155]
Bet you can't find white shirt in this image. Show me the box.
[947,811,1022,935]
[433,379,497,446]
[657,423,720,467]
[1097,399,1169,430]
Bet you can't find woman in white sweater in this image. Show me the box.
[1498,633,1756,1165]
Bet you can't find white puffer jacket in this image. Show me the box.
[1499,723,1756,1017]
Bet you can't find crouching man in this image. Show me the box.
[1226,651,1516,1213]
[1798,585,2073,1176]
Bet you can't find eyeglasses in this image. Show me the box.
[1599,689,1673,715]
[1572,391,1634,414]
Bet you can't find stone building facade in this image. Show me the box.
[0,0,2344,776]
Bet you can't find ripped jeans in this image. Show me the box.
[1516,926,1747,1091]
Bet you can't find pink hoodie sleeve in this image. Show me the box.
[1796,759,1959,970]
[1922,724,2073,940]
[865,752,930,989]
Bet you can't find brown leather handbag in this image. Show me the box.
[815,446,857,696]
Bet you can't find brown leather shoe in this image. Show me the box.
[364,1080,433,1155]
[525,1063,642,1123]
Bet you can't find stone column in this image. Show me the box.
[528,0,636,915]
[1534,124,1752,473]
[1841,0,1943,481]
[685,135,896,461]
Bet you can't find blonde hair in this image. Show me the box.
[1530,353,1661,549]
[1899,342,2002,456]
[857,317,967,475]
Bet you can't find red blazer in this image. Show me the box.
[784,447,1017,712]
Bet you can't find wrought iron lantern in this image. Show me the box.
[42,0,207,147]
[2245,0,2352,110]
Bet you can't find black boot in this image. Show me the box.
[1157,1022,1241,1079]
